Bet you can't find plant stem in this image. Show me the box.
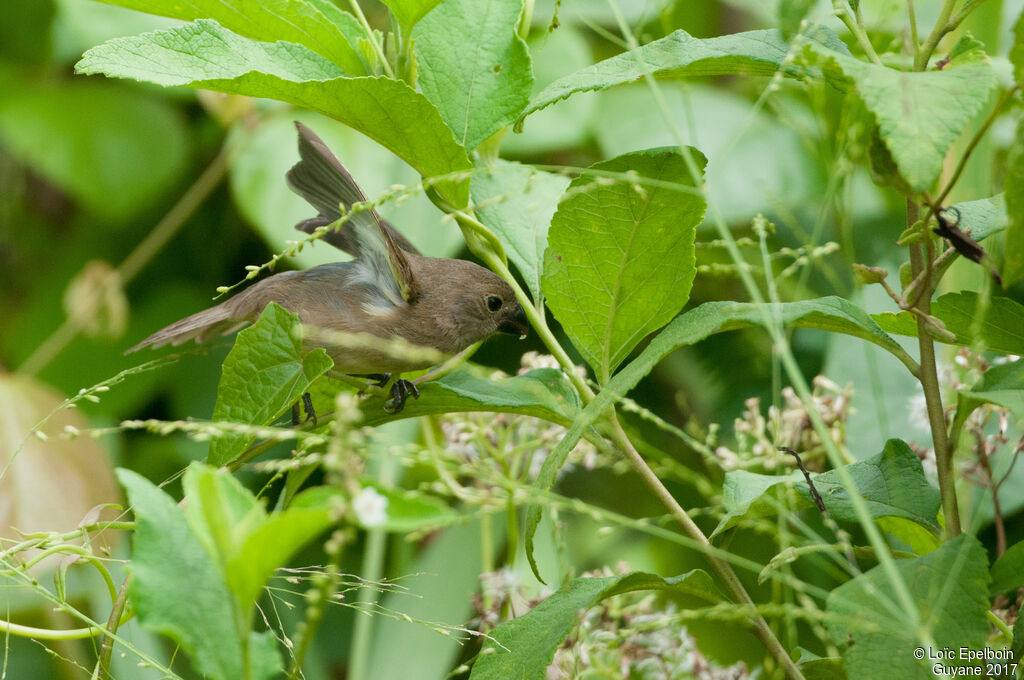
[607,414,806,680]
[472,244,595,404]
[949,0,991,32]
[287,534,346,680]
[348,460,394,680]
[348,0,395,78]
[906,0,921,53]
[907,199,961,538]
[19,144,231,376]
[96,578,130,680]
[833,0,883,65]
[914,0,959,70]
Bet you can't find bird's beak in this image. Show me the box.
[497,305,529,338]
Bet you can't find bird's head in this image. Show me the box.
[423,259,529,341]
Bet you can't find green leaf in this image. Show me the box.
[519,27,849,124]
[873,291,1024,356]
[334,368,581,427]
[802,42,998,192]
[470,571,722,680]
[116,468,249,680]
[77,18,345,84]
[0,82,188,221]
[248,632,284,680]
[991,539,1024,595]
[951,358,1024,449]
[524,297,911,580]
[712,439,940,537]
[471,161,569,302]
[75,19,472,206]
[949,193,1006,242]
[208,303,333,466]
[543,148,707,383]
[827,535,990,679]
[293,484,457,532]
[1004,119,1024,285]
[414,0,533,151]
[182,463,265,575]
[226,498,333,607]
[91,0,367,74]
[182,464,334,618]
[379,0,442,33]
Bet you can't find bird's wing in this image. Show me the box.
[286,122,420,305]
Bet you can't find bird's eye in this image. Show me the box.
[486,295,503,312]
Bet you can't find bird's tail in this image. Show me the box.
[286,122,420,256]
[124,304,248,354]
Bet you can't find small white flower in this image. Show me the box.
[352,487,389,528]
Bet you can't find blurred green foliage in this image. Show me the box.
[2,0,1023,678]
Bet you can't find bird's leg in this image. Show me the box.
[384,379,420,414]
[302,392,317,427]
[290,392,318,427]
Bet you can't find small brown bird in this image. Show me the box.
[128,122,529,412]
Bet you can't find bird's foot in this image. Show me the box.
[384,379,419,414]
[290,392,318,427]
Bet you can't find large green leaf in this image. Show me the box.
[225,491,334,609]
[711,439,940,537]
[470,571,722,680]
[873,291,1024,356]
[309,367,581,427]
[543,148,706,383]
[208,303,332,466]
[91,0,367,74]
[117,469,251,680]
[0,81,188,221]
[471,161,569,302]
[518,26,849,124]
[524,296,911,579]
[802,42,998,192]
[826,535,990,679]
[75,19,472,206]
[182,464,335,623]
[414,0,532,151]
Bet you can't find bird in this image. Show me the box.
[127,121,529,414]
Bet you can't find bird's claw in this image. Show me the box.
[384,379,419,414]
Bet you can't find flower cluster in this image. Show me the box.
[435,354,605,487]
[473,564,749,680]
[714,376,853,472]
